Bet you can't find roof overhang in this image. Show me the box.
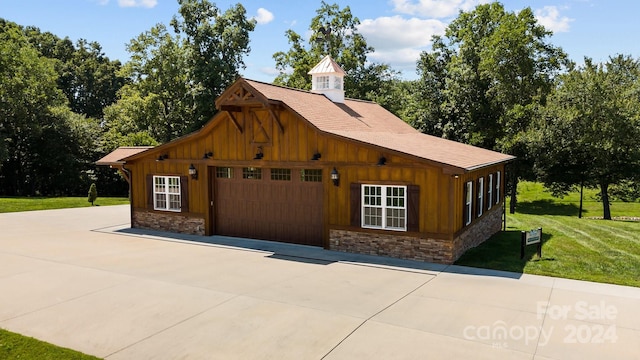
[95,146,153,166]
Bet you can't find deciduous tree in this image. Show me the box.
[533,56,640,219]
[412,2,569,213]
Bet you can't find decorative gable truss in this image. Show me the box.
[216,82,284,139]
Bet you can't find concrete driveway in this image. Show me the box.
[0,205,638,359]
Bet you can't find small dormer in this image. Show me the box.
[308,55,345,103]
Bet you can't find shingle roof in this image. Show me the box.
[243,79,514,171]
[96,146,153,166]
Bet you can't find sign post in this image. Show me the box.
[520,227,542,259]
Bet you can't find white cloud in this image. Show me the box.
[391,0,485,18]
[358,16,446,69]
[96,0,109,5]
[535,6,573,33]
[253,8,274,25]
[118,0,157,8]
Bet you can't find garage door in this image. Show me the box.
[214,167,324,247]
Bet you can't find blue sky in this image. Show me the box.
[2,0,639,82]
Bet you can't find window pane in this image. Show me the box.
[216,167,233,178]
[301,169,322,182]
[169,194,181,210]
[155,193,166,209]
[271,168,291,181]
[363,207,382,227]
[386,208,406,229]
[243,167,262,179]
[168,177,180,194]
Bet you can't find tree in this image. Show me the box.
[533,56,640,219]
[272,1,399,103]
[88,183,97,205]
[0,21,68,195]
[23,26,125,119]
[108,0,256,144]
[412,2,569,213]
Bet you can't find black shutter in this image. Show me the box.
[180,176,189,213]
[407,185,420,232]
[350,183,361,227]
[146,174,154,209]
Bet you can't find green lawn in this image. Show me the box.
[456,181,640,287]
[0,196,129,213]
[0,328,100,360]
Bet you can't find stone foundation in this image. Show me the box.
[452,206,502,260]
[133,210,205,236]
[329,208,502,264]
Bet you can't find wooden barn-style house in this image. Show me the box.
[98,56,514,264]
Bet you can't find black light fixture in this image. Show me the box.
[377,156,387,166]
[202,151,213,159]
[330,167,340,187]
[254,146,264,160]
[188,164,198,180]
[311,152,322,160]
[156,154,168,161]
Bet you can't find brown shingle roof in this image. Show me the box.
[244,79,514,171]
[96,146,153,166]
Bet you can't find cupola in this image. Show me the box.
[308,55,345,103]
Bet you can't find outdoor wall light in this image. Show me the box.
[254,146,264,160]
[330,167,340,187]
[188,164,198,180]
[202,151,213,159]
[377,156,387,166]
[311,152,322,160]
[156,154,168,161]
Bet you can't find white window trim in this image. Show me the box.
[153,175,181,212]
[362,184,407,231]
[487,174,493,210]
[465,181,473,226]
[496,171,501,205]
[477,177,484,217]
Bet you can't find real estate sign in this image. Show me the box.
[521,228,543,259]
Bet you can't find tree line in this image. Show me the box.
[1,1,638,219]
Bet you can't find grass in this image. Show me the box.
[456,181,640,287]
[0,196,129,213]
[0,328,100,360]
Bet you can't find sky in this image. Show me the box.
[2,0,639,82]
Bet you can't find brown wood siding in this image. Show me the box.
[452,164,506,233]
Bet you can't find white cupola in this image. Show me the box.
[308,55,345,103]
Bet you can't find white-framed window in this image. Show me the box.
[362,185,407,231]
[477,177,484,217]
[464,181,473,226]
[154,176,181,212]
[316,75,329,89]
[495,171,501,205]
[333,76,342,90]
[487,174,494,210]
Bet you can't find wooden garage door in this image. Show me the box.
[214,167,324,247]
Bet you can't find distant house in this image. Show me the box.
[98,56,514,264]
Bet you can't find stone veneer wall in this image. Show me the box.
[329,207,502,264]
[133,210,205,236]
[452,206,502,261]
